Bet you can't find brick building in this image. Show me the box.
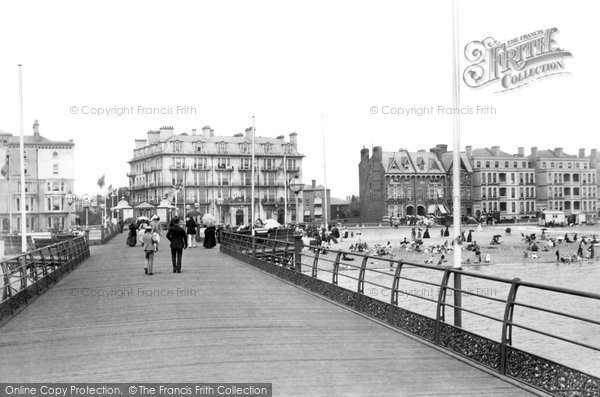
[359,146,446,222]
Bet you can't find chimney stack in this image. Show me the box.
[554,147,563,157]
[33,120,41,142]
[579,148,585,158]
[134,139,147,149]
[311,180,316,189]
[531,146,538,158]
[245,126,254,140]
[191,129,197,136]
[518,147,525,157]
[372,146,383,162]
[289,132,298,147]
[465,145,473,157]
[360,147,370,162]
[159,126,174,141]
[147,130,160,144]
[590,149,598,167]
[491,146,500,156]
[202,126,212,139]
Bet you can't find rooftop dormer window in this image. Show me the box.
[263,143,273,154]
[217,142,228,154]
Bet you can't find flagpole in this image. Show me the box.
[283,152,287,226]
[7,155,13,233]
[321,114,328,229]
[18,65,27,252]
[251,116,255,233]
[451,0,463,327]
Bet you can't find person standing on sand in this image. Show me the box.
[556,249,560,262]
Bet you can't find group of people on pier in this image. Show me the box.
[125,215,217,275]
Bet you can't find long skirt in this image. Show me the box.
[203,226,216,248]
[127,232,137,247]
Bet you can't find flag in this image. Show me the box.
[0,162,8,179]
[107,184,113,193]
[97,175,105,188]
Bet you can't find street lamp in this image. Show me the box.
[289,175,304,225]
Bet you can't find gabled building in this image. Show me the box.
[436,146,474,218]
[359,146,446,222]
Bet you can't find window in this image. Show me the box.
[485,161,490,168]
[494,161,499,168]
[263,158,276,170]
[504,161,509,168]
[568,162,572,168]
[193,157,208,170]
[241,158,252,170]
[194,142,203,152]
[53,164,59,175]
[52,151,58,160]
[263,144,273,154]
[172,141,183,152]
[217,142,228,154]
[239,143,250,154]
[47,197,62,211]
[513,162,518,168]
[284,144,293,154]
[218,172,230,186]
[216,158,230,169]
[542,162,546,169]
[476,161,481,168]
[558,162,563,169]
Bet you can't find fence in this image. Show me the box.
[0,236,90,323]
[220,230,600,397]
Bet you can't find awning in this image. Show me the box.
[427,205,437,214]
[438,205,448,214]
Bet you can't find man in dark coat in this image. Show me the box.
[185,216,197,248]
[166,217,187,273]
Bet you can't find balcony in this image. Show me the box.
[215,165,234,172]
[169,165,189,171]
[238,165,255,172]
[261,168,279,173]
[261,197,278,205]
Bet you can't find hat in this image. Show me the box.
[145,225,152,230]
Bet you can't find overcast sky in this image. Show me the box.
[0,0,598,198]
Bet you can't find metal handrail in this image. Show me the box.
[220,230,600,395]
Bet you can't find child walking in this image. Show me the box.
[142,225,156,275]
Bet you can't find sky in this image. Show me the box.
[0,0,598,198]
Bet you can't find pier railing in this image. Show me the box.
[220,230,600,397]
[1,236,90,323]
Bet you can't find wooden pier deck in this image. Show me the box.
[0,236,538,396]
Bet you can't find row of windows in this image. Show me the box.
[547,173,596,184]
[541,161,588,169]
[171,141,295,155]
[15,197,65,212]
[475,160,591,170]
[548,201,597,211]
[547,186,597,197]
[483,187,536,199]
[481,201,536,214]
[481,172,535,185]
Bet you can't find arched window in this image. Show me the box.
[53,151,58,160]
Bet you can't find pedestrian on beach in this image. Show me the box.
[142,226,156,275]
[166,216,187,273]
[186,216,198,248]
[411,227,416,240]
[555,249,560,262]
[589,244,595,259]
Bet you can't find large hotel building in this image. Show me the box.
[127,126,304,225]
[0,121,76,232]
[360,145,599,223]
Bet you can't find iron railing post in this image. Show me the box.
[454,270,462,328]
[500,277,521,375]
[294,234,302,272]
[435,268,452,345]
[358,256,368,294]
[332,251,342,285]
[391,261,404,306]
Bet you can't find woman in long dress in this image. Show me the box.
[126,223,137,247]
[203,224,216,248]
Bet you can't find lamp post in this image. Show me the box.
[289,176,304,225]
